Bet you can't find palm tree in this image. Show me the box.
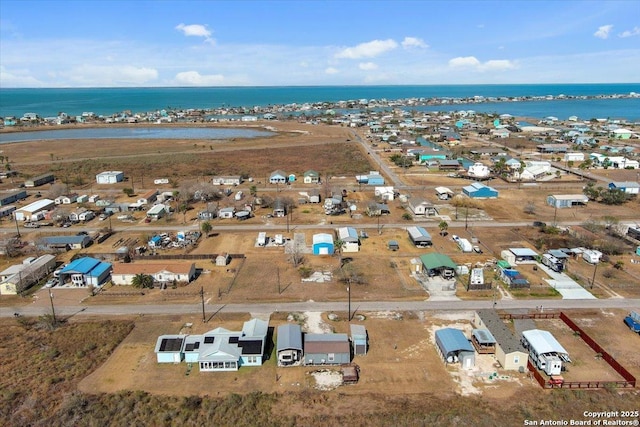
[438,220,449,236]
[131,273,153,289]
[334,238,345,266]
[201,221,212,236]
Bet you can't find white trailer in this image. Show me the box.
[582,249,602,264]
[541,254,564,272]
[257,232,267,246]
[457,238,473,253]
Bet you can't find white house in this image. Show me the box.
[218,207,235,219]
[69,209,95,222]
[408,197,438,216]
[564,152,585,162]
[137,190,158,205]
[212,176,243,186]
[111,262,196,286]
[96,171,125,184]
[55,194,78,205]
[467,162,490,178]
[13,199,55,221]
[336,227,360,253]
[0,255,57,295]
[374,186,395,201]
[146,204,167,220]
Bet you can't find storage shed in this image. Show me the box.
[407,226,433,247]
[474,310,528,371]
[350,324,368,356]
[277,324,303,366]
[521,329,571,375]
[96,171,124,184]
[463,182,498,199]
[312,233,334,255]
[434,328,475,368]
[546,194,589,208]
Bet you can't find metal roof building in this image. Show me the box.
[434,328,475,368]
[407,226,432,247]
[277,324,303,366]
[521,329,570,360]
[336,227,360,252]
[546,194,589,208]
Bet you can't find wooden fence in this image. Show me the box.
[524,312,636,389]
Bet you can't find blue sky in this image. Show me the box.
[1,0,638,87]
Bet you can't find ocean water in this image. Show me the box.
[1,84,639,120]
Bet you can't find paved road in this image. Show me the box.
[5,298,640,319]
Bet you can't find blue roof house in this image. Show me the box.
[60,257,112,287]
[312,233,334,255]
[463,182,498,199]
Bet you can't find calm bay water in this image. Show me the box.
[1,84,639,121]
[0,127,274,144]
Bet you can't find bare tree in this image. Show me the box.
[48,184,67,198]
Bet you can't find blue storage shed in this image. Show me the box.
[312,233,334,255]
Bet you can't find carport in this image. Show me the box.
[419,253,457,279]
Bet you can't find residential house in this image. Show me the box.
[69,209,95,222]
[303,333,351,365]
[474,310,528,371]
[408,197,438,216]
[146,204,167,220]
[303,170,320,184]
[198,205,217,220]
[336,227,360,253]
[0,255,57,295]
[24,173,55,187]
[212,176,243,186]
[355,171,385,186]
[137,189,158,205]
[55,193,78,205]
[218,207,236,219]
[111,262,196,286]
[40,235,92,251]
[0,190,28,206]
[269,170,287,184]
[154,318,269,371]
[59,257,112,287]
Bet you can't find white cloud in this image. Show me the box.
[619,26,640,38]
[175,23,211,38]
[175,23,214,45]
[481,60,517,71]
[324,67,339,75]
[594,25,613,39]
[448,56,516,72]
[401,37,428,49]
[174,71,224,86]
[335,39,398,59]
[448,56,481,68]
[359,62,378,70]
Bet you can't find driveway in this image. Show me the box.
[537,263,596,300]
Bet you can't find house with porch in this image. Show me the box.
[303,170,320,184]
[59,257,112,287]
[407,197,438,216]
[269,170,287,184]
[111,262,196,286]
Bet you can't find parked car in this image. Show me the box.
[44,279,57,288]
[24,222,40,228]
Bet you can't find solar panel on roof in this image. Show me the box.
[194,341,200,349]
[239,339,263,355]
[204,336,215,344]
[159,337,183,352]
[185,343,194,351]
[229,336,239,344]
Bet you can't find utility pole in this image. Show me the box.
[13,215,20,238]
[465,207,469,230]
[49,291,57,325]
[590,261,599,289]
[347,283,351,322]
[200,286,206,322]
[277,266,281,294]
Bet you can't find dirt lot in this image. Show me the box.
[77,309,537,400]
[531,311,640,383]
